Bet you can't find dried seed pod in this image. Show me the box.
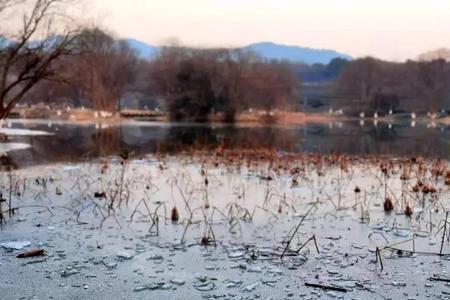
[16,249,45,258]
[380,163,388,175]
[171,207,179,223]
[94,191,106,198]
[384,197,394,212]
[120,151,129,160]
[405,204,413,217]
[290,167,300,175]
[200,236,209,246]
[422,185,430,194]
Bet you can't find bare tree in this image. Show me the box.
[336,58,383,111]
[0,0,77,119]
[69,27,138,112]
[414,59,450,113]
[148,46,299,122]
[211,49,258,122]
[148,46,214,121]
[336,57,450,114]
[247,61,298,114]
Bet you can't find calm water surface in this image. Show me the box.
[2,119,450,168]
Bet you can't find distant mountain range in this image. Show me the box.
[418,48,450,62]
[123,39,352,65]
[3,36,352,65]
[243,42,351,64]
[123,39,159,59]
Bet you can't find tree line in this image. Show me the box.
[148,46,298,121]
[1,0,449,122]
[335,57,450,116]
[50,36,300,121]
[35,32,299,122]
[0,0,300,122]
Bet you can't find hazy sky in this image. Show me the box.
[87,0,450,61]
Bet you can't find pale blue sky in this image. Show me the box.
[86,0,450,61]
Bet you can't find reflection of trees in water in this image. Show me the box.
[7,124,167,167]
[6,125,94,167]
[5,125,127,167]
[159,126,298,153]
[160,126,218,153]
[359,123,445,158]
[308,123,401,155]
[130,123,450,158]
[4,122,450,168]
[345,123,399,156]
[92,127,123,158]
[393,126,444,158]
[0,155,18,171]
[221,127,297,152]
[301,122,448,158]
[92,125,170,158]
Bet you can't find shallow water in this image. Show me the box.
[1,119,450,168]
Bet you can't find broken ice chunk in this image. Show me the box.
[1,241,31,251]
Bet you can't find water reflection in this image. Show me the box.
[2,120,450,168]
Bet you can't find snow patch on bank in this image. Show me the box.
[0,142,31,154]
[0,128,53,136]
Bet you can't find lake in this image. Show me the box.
[2,119,450,168]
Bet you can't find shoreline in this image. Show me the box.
[10,108,448,126]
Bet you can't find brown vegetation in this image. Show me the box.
[69,27,138,112]
[336,57,450,115]
[148,46,299,122]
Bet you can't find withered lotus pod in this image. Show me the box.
[384,197,394,212]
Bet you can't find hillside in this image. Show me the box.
[124,39,352,65]
[245,42,352,64]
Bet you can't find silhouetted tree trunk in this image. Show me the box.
[0,0,76,119]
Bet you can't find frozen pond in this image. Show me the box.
[1,120,450,299]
